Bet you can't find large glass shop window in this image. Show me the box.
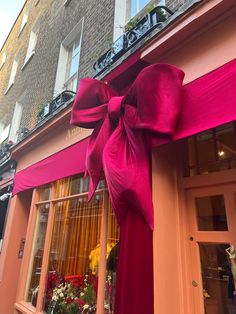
[185,122,236,176]
[24,175,119,313]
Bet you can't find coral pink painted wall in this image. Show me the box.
[159,10,236,83]
[0,190,32,314]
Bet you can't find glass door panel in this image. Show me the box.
[187,185,236,314]
[199,243,236,314]
[195,195,228,231]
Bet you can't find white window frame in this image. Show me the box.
[113,0,165,40]
[0,124,10,144]
[64,0,72,6]
[0,52,7,70]
[54,17,84,95]
[19,5,30,36]
[22,20,40,69]
[0,120,5,137]
[9,102,23,143]
[5,59,18,94]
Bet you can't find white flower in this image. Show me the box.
[52,295,58,301]
[80,292,85,297]
[59,293,64,298]
[57,289,62,294]
[83,304,90,311]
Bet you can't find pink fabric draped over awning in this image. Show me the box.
[12,138,89,195]
[175,59,236,140]
[12,59,236,196]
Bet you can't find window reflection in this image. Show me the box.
[186,122,236,176]
[195,195,228,231]
[25,204,49,306]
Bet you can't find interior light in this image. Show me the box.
[218,150,225,157]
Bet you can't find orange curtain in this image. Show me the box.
[48,177,103,277]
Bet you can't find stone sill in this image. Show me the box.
[4,82,14,95]
[18,23,27,38]
[21,51,35,71]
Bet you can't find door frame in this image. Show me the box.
[182,168,236,314]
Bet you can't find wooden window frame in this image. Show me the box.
[15,178,110,314]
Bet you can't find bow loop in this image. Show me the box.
[123,64,184,135]
[70,78,117,128]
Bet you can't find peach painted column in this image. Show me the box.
[96,190,109,314]
[152,143,186,314]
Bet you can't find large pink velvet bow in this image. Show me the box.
[70,64,184,230]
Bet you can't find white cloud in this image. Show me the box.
[0,11,15,50]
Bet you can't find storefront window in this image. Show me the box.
[44,194,103,312]
[25,203,49,305]
[185,122,236,176]
[23,175,118,313]
[105,202,119,313]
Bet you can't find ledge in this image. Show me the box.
[15,301,36,314]
[21,51,35,71]
[0,62,5,70]
[4,82,14,95]
[18,22,27,38]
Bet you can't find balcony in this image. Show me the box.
[36,90,76,125]
[93,5,174,75]
[14,90,76,145]
[0,141,13,168]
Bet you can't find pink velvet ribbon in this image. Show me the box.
[70,64,184,230]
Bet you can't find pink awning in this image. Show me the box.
[12,137,89,195]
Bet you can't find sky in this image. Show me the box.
[0,0,26,50]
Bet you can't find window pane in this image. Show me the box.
[70,50,80,77]
[44,192,103,312]
[25,204,49,306]
[199,243,236,313]
[195,195,228,231]
[105,201,120,313]
[54,175,89,198]
[38,184,52,201]
[186,123,236,176]
[73,40,80,56]
[131,0,150,17]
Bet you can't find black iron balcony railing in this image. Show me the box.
[36,90,76,125]
[0,141,13,167]
[93,6,173,75]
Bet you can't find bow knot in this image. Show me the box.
[108,96,124,121]
[71,64,184,229]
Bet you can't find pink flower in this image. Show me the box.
[66,297,73,304]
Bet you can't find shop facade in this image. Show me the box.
[0,0,236,314]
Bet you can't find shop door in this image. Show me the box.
[187,184,236,314]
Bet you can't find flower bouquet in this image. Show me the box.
[46,274,99,313]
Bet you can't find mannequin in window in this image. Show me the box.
[226,245,236,306]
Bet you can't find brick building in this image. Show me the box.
[1,0,236,313]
